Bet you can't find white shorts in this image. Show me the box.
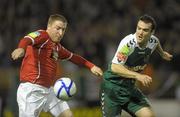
[17,82,69,117]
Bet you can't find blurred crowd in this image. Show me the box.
[0,0,180,116]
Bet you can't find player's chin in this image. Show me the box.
[138,40,145,45]
[57,37,62,42]
[137,39,142,43]
[138,38,144,41]
[54,39,61,43]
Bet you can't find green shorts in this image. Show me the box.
[100,79,151,117]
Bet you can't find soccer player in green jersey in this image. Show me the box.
[100,14,173,117]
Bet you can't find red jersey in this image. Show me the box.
[18,30,94,88]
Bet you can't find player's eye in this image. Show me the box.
[143,29,150,32]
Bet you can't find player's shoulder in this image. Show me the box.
[27,30,47,39]
[149,35,159,44]
[27,30,41,38]
[120,34,136,47]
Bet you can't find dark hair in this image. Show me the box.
[48,14,67,26]
[139,14,156,31]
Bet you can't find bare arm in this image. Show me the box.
[111,63,152,87]
[156,40,173,61]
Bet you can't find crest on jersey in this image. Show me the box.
[116,44,130,62]
[117,52,127,62]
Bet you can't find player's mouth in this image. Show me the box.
[138,35,143,40]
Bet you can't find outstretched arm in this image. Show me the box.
[156,40,173,61]
[59,46,103,77]
[111,63,152,87]
[11,38,32,60]
[70,54,103,77]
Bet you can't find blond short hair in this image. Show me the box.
[47,14,67,26]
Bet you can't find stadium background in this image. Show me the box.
[0,0,180,117]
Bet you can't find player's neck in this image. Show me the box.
[138,40,148,48]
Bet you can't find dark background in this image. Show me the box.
[0,0,179,116]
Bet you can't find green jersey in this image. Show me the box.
[101,34,158,116]
[104,34,158,82]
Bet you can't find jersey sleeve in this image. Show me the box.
[18,37,32,49]
[59,46,94,69]
[148,35,159,53]
[58,46,73,60]
[18,30,48,49]
[112,36,134,65]
[25,31,41,45]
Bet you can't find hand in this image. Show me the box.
[136,74,152,87]
[11,48,25,60]
[90,66,103,77]
[162,51,173,61]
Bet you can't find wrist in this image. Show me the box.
[133,72,141,80]
[85,61,94,69]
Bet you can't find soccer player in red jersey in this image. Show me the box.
[11,14,103,117]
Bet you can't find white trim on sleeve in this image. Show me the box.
[24,36,35,45]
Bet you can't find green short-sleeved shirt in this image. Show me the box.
[100,34,158,117]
